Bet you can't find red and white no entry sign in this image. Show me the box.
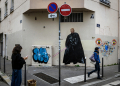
[59,4,72,16]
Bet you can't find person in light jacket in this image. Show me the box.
[11,45,28,86]
[88,47,102,80]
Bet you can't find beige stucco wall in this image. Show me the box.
[85,0,118,37]
[21,11,95,66]
[0,0,30,33]
[84,0,119,65]
[30,0,84,9]
[0,0,119,67]
[0,0,30,59]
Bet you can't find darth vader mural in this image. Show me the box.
[63,28,85,64]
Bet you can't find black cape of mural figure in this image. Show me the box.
[63,32,85,64]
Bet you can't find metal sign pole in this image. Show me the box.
[4,56,5,73]
[84,58,86,82]
[118,59,120,72]
[0,55,2,69]
[102,57,104,77]
[24,63,26,86]
[59,11,61,86]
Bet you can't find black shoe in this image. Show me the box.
[97,77,102,80]
[88,73,90,77]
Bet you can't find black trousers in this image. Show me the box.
[89,62,100,78]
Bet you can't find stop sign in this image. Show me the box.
[59,4,72,16]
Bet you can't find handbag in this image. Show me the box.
[89,53,96,62]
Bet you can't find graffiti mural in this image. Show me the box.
[95,38,102,46]
[95,39,116,57]
[33,47,50,63]
[112,39,117,45]
[63,32,85,64]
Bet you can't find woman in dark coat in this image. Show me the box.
[11,45,28,86]
[88,47,102,80]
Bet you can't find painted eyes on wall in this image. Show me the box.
[112,39,117,45]
[95,38,117,46]
[95,38,102,46]
[97,40,101,44]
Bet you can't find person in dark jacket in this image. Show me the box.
[11,45,28,86]
[88,47,102,80]
[63,28,85,64]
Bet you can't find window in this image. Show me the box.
[61,13,83,22]
[99,0,110,7]
[4,0,8,18]
[10,0,14,13]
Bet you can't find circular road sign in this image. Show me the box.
[59,4,72,16]
[47,2,58,13]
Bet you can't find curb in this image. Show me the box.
[0,71,11,86]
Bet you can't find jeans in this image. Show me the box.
[11,69,22,86]
[89,62,100,78]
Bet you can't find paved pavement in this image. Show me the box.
[0,57,120,86]
[0,76,9,86]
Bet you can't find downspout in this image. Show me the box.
[118,0,119,61]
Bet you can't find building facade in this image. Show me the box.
[0,0,119,67]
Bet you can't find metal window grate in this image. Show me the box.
[61,13,83,22]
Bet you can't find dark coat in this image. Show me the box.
[12,53,25,69]
[63,32,85,64]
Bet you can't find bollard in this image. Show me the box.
[4,56,5,73]
[102,57,104,77]
[0,56,1,69]
[84,58,86,82]
[24,63,26,86]
[118,59,120,72]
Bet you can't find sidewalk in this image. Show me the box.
[0,57,120,86]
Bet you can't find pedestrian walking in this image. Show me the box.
[11,45,28,86]
[88,47,102,80]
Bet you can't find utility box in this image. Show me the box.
[32,45,52,66]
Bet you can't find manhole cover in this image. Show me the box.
[34,73,59,84]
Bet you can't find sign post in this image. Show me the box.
[58,3,71,86]
[47,2,72,86]
[59,12,61,86]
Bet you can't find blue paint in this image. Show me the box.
[33,47,49,63]
[105,45,108,51]
[49,4,56,12]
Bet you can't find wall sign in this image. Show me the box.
[90,14,94,19]
[97,24,100,28]
[99,0,110,7]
